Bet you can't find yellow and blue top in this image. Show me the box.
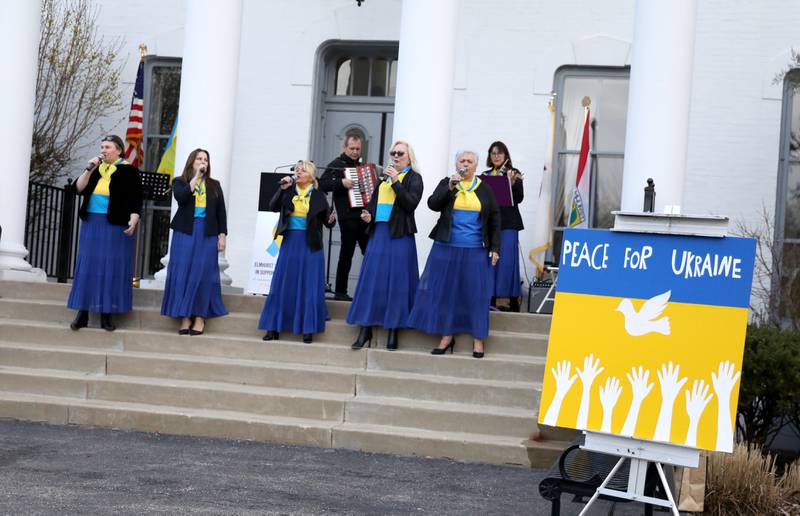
[87,158,127,214]
[447,176,482,248]
[288,184,313,230]
[375,166,411,222]
[193,179,207,218]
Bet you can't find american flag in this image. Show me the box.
[124,58,144,167]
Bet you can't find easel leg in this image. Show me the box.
[654,462,679,516]
[578,456,627,516]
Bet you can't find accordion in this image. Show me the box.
[345,164,378,208]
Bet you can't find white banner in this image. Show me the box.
[246,211,281,295]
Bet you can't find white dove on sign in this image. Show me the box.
[616,290,671,337]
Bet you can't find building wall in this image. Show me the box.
[83,0,800,290]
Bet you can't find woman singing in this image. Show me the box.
[483,141,524,312]
[407,150,500,358]
[161,148,229,335]
[258,160,335,343]
[68,135,143,331]
[348,141,423,351]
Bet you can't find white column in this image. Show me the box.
[0,0,46,282]
[620,0,698,212]
[152,0,243,286]
[392,0,459,267]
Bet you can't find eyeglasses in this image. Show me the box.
[490,151,505,157]
[389,151,406,157]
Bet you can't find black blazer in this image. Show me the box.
[481,168,524,231]
[363,169,424,238]
[427,177,501,253]
[318,153,361,221]
[78,163,143,226]
[270,185,335,252]
[169,178,228,236]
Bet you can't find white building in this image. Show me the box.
[3,0,800,313]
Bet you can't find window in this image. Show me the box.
[333,55,398,97]
[551,66,630,260]
[774,69,800,320]
[143,57,181,171]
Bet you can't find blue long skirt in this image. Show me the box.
[258,230,327,335]
[161,218,228,319]
[346,223,419,329]
[67,213,134,313]
[493,229,521,297]
[406,242,493,339]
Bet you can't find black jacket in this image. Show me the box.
[270,185,335,252]
[169,177,228,236]
[364,169,424,238]
[481,168,525,231]
[78,163,143,226]
[427,177,501,253]
[318,153,361,220]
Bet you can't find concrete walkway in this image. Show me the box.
[0,420,639,515]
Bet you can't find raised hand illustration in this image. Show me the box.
[653,361,688,442]
[575,354,604,429]
[621,366,654,436]
[712,360,741,452]
[616,290,671,337]
[542,360,577,427]
[684,379,713,447]
[599,376,622,433]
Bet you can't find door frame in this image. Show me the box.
[309,40,399,163]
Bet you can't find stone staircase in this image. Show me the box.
[0,280,571,467]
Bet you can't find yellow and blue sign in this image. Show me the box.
[539,228,756,452]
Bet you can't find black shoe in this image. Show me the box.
[70,311,88,331]
[473,351,485,359]
[100,313,115,332]
[178,328,190,336]
[509,297,520,313]
[386,329,398,351]
[351,326,373,350]
[303,333,313,343]
[333,292,352,302]
[431,337,455,355]
[189,329,204,336]
[262,331,279,341]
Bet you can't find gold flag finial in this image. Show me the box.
[139,44,148,59]
[581,96,591,108]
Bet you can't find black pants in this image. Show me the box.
[336,217,369,294]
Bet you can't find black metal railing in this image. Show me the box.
[24,180,79,282]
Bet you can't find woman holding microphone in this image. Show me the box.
[161,148,229,335]
[347,141,423,351]
[258,161,335,343]
[68,135,142,331]
[407,150,501,358]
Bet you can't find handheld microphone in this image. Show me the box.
[451,168,466,186]
[278,174,296,186]
[86,155,103,172]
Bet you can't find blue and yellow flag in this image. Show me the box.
[156,117,178,180]
[539,228,755,453]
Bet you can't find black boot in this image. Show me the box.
[351,326,373,350]
[70,310,88,331]
[509,297,520,313]
[303,333,313,343]
[100,313,115,332]
[386,329,398,351]
[262,330,279,341]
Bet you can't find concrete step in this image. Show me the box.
[346,396,537,438]
[357,369,540,410]
[331,422,566,467]
[0,299,549,357]
[0,280,552,334]
[0,390,334,448]
[0,366,346,421]
[0,391,565,467]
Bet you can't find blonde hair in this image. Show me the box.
[295,160,319,188]
[389,140,418,171]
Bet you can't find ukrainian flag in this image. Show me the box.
[156,118,178,180]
